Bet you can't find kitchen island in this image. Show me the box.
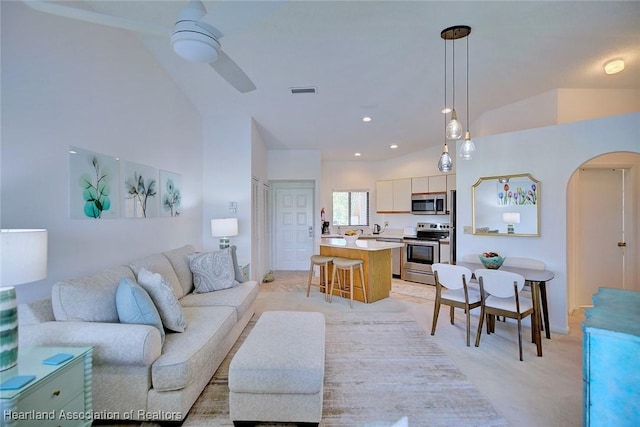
[319,238,405,303]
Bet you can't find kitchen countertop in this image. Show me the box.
[319,238,404,251]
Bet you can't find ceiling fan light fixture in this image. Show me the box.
[171,27,221,63]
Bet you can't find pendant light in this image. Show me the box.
[441,26,471,143]
[438,33,453,173]
[459,29,475,159]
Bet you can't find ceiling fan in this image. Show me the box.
[23,0,256,93]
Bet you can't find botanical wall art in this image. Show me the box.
[69,146,120,219]
[160,170,182,217]
[124,161,159,218]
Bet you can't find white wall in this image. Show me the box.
[202,115,253,262]
[474,88,640,138]
[1,2,203,303]
[456,112,640,334]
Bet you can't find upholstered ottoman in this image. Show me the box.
[229,311,326,426]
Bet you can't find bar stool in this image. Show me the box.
[329,257,367,308]
[307,255,334,300]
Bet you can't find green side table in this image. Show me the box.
[0,346,93,427]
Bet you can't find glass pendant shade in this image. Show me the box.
[459,131,476,159]
[438,144,453,172]
[446,109,463,140]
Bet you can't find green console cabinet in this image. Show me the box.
[582,288,640,426]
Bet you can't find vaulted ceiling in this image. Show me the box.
[24,1,640,160]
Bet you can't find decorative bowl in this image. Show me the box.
[344,235,359,244]
[479,255,505,269]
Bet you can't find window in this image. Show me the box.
[332,191,369,226]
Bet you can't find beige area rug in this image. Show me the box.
[262,270,437,302]
[182,311,508,427]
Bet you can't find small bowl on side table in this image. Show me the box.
[479,255,505,269]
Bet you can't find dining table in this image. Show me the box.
[457,261,555,357]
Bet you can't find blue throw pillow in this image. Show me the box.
[116,277,165,344]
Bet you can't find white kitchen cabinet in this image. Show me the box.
[376,180,394,212]
[393,179,411,211]
[376,178,411,213]
[411,176,429,193]
[428,175,447,192]
[412,174,454,194]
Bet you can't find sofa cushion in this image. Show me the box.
[189,249,238,293]
[180,281,259,322]
[115,277,165,345]
[162,245,197,296]
[129,253,185,299]
[151,305,236,391]
[52,265,135,322]
[137,268,186,333]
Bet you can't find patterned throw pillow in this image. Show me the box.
[230,245,245,283]
[115,277,165,344]
[137,268,187,332]
[188,249,238,293]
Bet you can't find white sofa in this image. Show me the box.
[18,244,259,422]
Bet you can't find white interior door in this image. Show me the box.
[577,168,626,306]
[274,185,314,270]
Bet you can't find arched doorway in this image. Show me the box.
[567,152,640,312]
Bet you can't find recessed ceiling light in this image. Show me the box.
[362,116,372,122]
[354,152,362,157]
[441,108,452,114]
[390,144,398,149]
[604,59,625,75]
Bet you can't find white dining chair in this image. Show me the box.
[474,269,538,361]
[431,263,482,347]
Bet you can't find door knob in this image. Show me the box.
[617,242,626,247]
[308,226,313,238]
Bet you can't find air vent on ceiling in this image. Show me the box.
[290,87,317,94]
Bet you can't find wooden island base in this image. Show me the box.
[319,238,403,304]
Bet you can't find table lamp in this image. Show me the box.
[211,218,238,249]
[1,229,48,371]
[502,212,520,234]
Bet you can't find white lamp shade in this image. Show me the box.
[502,212,521,224]
[211,218,238,237]
[1,229,48,287]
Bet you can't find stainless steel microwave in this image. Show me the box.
[411,193,446,215]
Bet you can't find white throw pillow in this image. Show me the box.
[137,268,187,332]
[189,249,238,293]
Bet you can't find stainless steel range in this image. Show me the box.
[401,222,450,285]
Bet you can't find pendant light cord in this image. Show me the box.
[444,31,447,143]
[466,34,469,132]
[451,34,455,111]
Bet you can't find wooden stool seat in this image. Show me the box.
[307,255,334,300]
[329,257,367,308]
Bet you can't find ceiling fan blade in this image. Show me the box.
[23,0,170,37]
[210,51,256,93]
